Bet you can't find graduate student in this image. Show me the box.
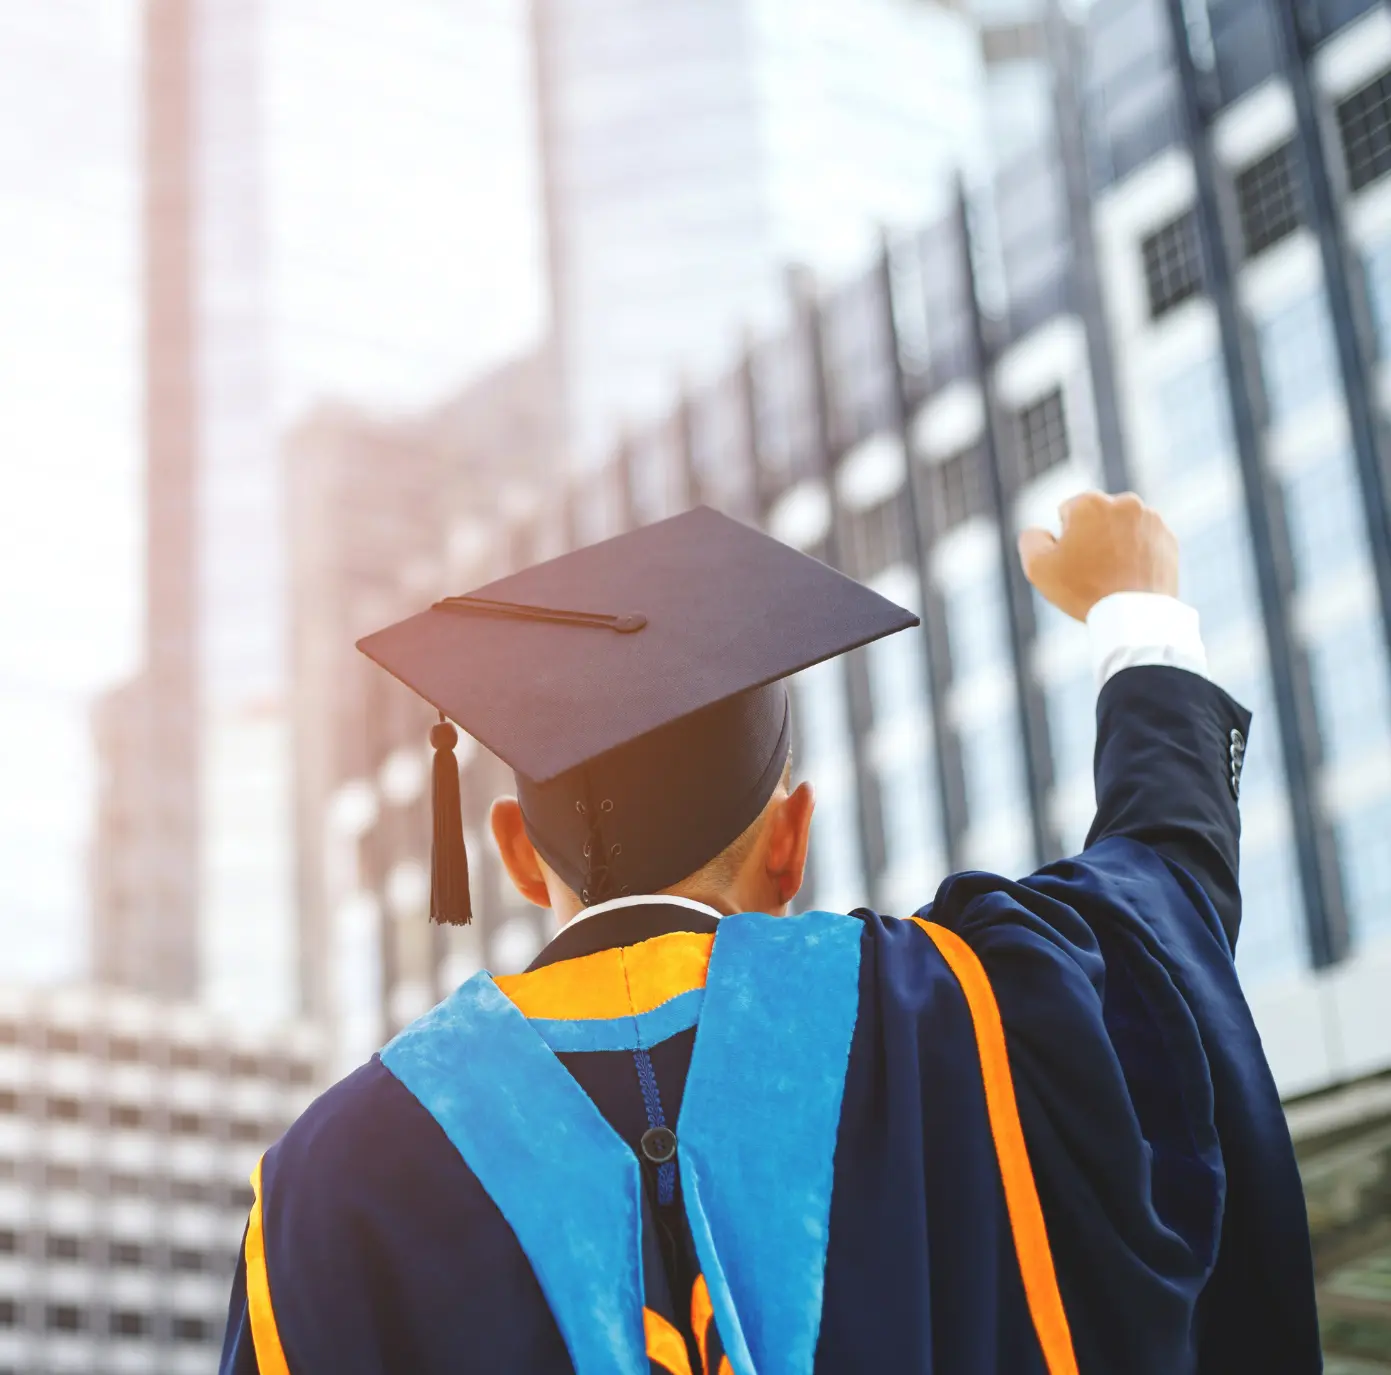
[221,492,1320,1375]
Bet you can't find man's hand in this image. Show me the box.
[1018,491,1178,622]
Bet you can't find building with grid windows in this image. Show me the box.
[0,985,316,1374]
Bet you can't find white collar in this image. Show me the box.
[561,892,724,933]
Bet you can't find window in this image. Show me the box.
[1235,142,1302,258]
[927,446,989,533]
[1141,210,1203,319]
[868,628,928,726]
[173,1315,211,1343]
[945,569,1010,682]
[1337,69,1391,192]
[288,1060,315,1088]
[1306,615,1391,758]
[170,1110,205,1137]
[1258,291,1340,423]
[877,752,941,882]
[45,1303,82,1332]
[44,1096,80,1123]
[171,1178,211,1205]
[110,1103,146,1130]
[0,1024,17,1047]
[1364,237,1391,363]
[1182,511,1259,634]
[110,1240,147,1268]
[1013,388,1069,482]
[1045,668,1096,786]
[806,786,865,913]
[794,660,852,764]
[109,1172,144,1198]
[1236,842,1307,988]
[0,1301,17,1328]
[0,1091,17,1115]
[111,1310,149,1338]
[229,1052,261,1079]
[106,1036,140,1064]
[1284,453,1371,587]
[170,1044,204,1071]
[960,714,1029,828]
[1338,794,1391,944]
[170,1246,205,1274]
[43,1028,80,1055]
[44,1163,80,1191]
[1153,355,1234,485]
[842,495,905,582]
[45,1233,80,1262]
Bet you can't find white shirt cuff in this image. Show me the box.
[1086,592,1208,689]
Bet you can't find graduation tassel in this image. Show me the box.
[429,713,472,925]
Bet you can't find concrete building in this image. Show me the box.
[0,984,317,1374]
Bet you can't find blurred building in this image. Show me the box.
[0,984,317,1374]
[533,0,990,465]
[93,0,544,1027]
[286,349,558,1061]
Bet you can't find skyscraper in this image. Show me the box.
[532,0,990,466]
[94,0,545,1025]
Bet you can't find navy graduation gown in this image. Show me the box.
[220,666,1320,1374]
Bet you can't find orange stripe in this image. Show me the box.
[690,1273,713,1374]
[245,1156,292,1375]
[911,919,1079,1375]
[495,931,714,1020]
[644,1307,694,1375]
[718,1359,733,1375]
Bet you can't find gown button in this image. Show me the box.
[640,1126,677,1164]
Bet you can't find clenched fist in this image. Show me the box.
[1018,491,1178,622]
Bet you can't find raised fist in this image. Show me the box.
[1018,491,1179,622]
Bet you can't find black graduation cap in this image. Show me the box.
[357,506,917,923]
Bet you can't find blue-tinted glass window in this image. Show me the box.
[1046,666,1096,786]
[1306,615,1391,759]
[868,627,929,726]
[795,660,851,762]
[945,566,1010,681]
[1284,452,1371,588]
[808,787,865,912]
[1258,291,1340,424]
[1362,236,1391,359]
[1338,793,1391,945]
[960,712,1029,826]
[878,751,941,878]
[1236,840,1308,987]
[1153,354,1235,485]
[1182,509,1260,634]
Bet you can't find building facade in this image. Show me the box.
[0,984,317,1374]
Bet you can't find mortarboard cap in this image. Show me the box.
[357,506,917,921]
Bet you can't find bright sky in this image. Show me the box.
[0,0,544,981]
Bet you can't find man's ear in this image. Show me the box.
[490,797,551,908]
[764,781,816,907]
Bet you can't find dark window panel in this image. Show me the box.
[0,1299,14,1328]
[1141,209,1203,319]
[1337,68,1391,193]
[842,495,906,582]
[106,1036,141,1064]
[45,1303,82,1332]
[45,1233,81,1262]
[111,1309,149,1337]
[43,1029,81,1055]
[926,447,990,534]
[169,1044,204,1071]
[110,1103,146,1130]
[0,1091,17,1115]
[44,1096,81,1123]
[173,1315,211,1343]
[169,1110,204,1137]
[110,1240,147,1268]
[1014,389,1070,483]
[170,1246,204,1274]
[1236,141,1303,258]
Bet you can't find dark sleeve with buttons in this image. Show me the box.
[1085,664,1252,950]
